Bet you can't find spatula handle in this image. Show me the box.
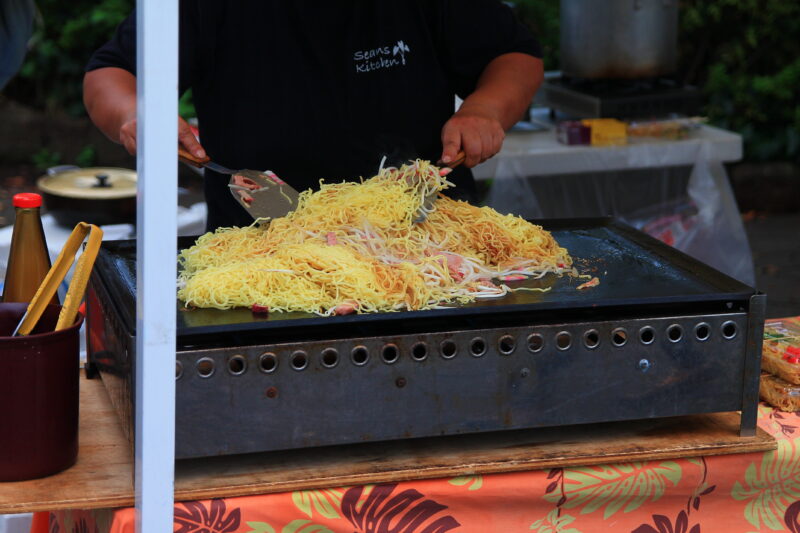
[178,147,211,168]
[436,151,466,169]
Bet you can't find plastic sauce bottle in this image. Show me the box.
[2,193,58,305]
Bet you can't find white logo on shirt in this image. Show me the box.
[353,40,411,73]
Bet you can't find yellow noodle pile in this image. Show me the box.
[178,160,572,315]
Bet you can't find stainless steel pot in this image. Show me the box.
[560,0,678,79]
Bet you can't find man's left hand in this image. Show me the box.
[440,104,505,168]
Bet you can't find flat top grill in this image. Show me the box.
[94,218,753,343]
[87,217,765,459]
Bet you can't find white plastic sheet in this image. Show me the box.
[485,140,755,285]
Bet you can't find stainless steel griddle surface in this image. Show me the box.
[94,218,753,339]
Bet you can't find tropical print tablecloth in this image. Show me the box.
[36,403,800,533]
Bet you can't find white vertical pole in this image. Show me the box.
[135,0,178,530]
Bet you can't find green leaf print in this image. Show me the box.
[282,519,334,533]
[291,489,344,519]
[732,439,800,531]
[245,522,276,533]
[530,508,582,533]
[544,462,682,519]
[448,475,483,491]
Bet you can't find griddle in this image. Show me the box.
[86,218,765,459]
[94,218,752,343]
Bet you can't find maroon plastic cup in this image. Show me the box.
[0,302,82,481]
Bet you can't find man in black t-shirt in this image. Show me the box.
[84,1,543,231]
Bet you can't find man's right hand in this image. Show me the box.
[119,115,206,159]
[85,67,207,159]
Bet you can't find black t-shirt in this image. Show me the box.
[87,1,541,231]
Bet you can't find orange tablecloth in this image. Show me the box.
[36,403,800,533]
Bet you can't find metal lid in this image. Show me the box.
[37,167,137,200]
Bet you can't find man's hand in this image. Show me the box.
[84,68,206,158]
[439,53,543,169]
[441,104,505,168]
[118,116,206,158]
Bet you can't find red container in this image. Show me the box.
[0,303,82,481]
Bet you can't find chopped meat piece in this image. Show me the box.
[576,277,600,290]
[333,300,359,315]
[251,304,270,314]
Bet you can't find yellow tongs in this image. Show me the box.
[13,222,103,336]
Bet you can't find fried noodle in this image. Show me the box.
[178,160,573,315]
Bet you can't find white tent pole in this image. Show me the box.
[134,0,178,530]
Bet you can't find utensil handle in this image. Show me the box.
[13,223,104,336]
[437,151,466,169]
[56,225,103,331]
[178,147,210,168]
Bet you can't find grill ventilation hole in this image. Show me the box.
[411,342,428,361]
[498,335,516,355]
[321,348,339,368]
[722,321,738,339]
[583,330,600,349]
[556,332,572,351]
[196,357,215,378]
[612,328,628,347]
[470,338,487,357]
[352,346,370,366]
[291,351,308,371]
[527,333,544,353]
[382,344,400,364]
[639,327,655,345]
[695,323,711,341]
[259,352,278,373]
[440,340,457,359]
[667,324,683,343]
[227,355,247,376]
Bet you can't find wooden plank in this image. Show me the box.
[0,375,776,514]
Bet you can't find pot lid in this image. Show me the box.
[37,167,137,200]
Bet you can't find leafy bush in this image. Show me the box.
[4,0,133,116]
[681,0,800,162]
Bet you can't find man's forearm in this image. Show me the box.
[460,52,543,130]
[439,52,543,166]
[83,67,137,144]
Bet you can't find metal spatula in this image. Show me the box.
[414,151,466,223]
[179,148,300,220]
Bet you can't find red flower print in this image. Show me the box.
[632,510,700,533]
[174,499,241,533]
[342,483,460,532]
[786,500,800,533]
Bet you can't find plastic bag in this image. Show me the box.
[485,141,755,285]
[623,143,754,285]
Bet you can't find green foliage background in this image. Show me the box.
[4,0,799,162]
[680,0,800,162]
[4,0,134,116]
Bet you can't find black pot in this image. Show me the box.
[36,166,137,227]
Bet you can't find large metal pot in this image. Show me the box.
[560,0,678,79]
[36,166,137,227]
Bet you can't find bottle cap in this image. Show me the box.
[13,193,43,208]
